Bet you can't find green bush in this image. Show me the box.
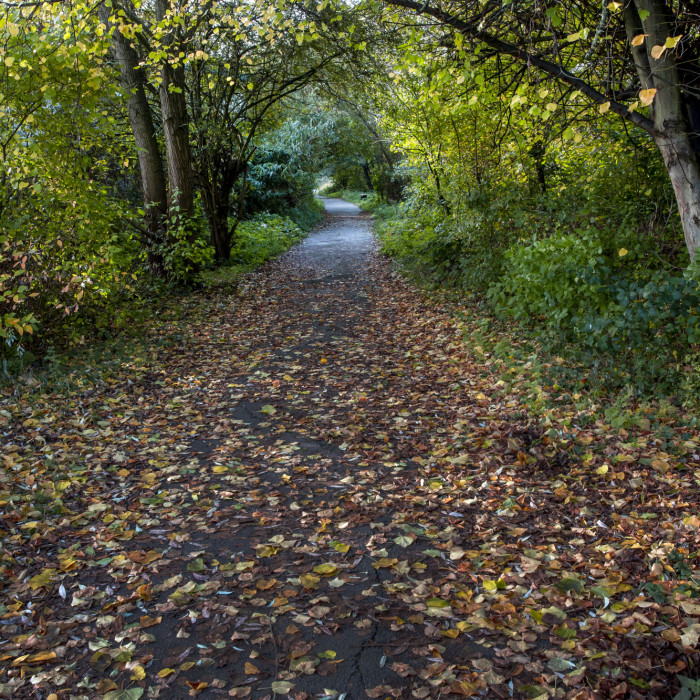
[488,224,700,356]
[159,216,214,286]
[285,195,325,231]
[230,214,306,267]
[487,226,611,328]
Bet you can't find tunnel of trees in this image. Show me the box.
[2,0,699,391]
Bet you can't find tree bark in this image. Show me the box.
[99,3,168,270]
[159,63,195,218]
[156,0,195,219]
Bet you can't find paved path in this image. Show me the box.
[1,199,526,698]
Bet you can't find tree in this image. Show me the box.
[381,0,700,261]
[188,3,346,261]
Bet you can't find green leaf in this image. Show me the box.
[187,558,205,572]
[104,688,144,700]
[271,680,294,694]
[555,577,585,594]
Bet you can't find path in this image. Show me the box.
[1,199,692,699]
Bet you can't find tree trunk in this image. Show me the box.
[529,141,547,194]
[625,0,700,259]
[656,130,700,261]
[159,63,195,218]
[361,162,374,191]
[99,3,168,271]
[155,0,195,219]
[199,173,235,261]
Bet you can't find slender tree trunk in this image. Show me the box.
[159,63,195,217]
[199,175,235,261]
[155,0,195,218]
[99,4,168,271]
[529,141,547,194]
[361,162,374,191]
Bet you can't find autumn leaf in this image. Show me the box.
[639,88,657,106]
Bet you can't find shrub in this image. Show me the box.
[230,214,306,267]
[487,226,611,328]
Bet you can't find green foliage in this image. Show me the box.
[0,177,140,359]
[200,213,307,292]
[371,163,407,203]
[488,226,611,328]
[231,214,306,267]
[285,196,325,231]
[159,216,214,286]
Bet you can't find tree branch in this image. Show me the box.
[384,0,658,136]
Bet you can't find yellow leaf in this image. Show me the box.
[639,88,657,106]
[130,664,146,680]
[372,557,398,569]
[651,44,665,60]
[631,34,646,46]
[158,668,176,677]
[313,563,339,576]
[244,661,259,674]
[27,651,57,664]
[28,569,57,590]
[651,458,670,473]
[212,465,228,474]
[300,573,320,588]
[596,465,609,475]
[599,101,610,115]
[618,248,628,257]
[665,35,682,49]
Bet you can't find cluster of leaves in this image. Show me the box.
[230,215,309,268]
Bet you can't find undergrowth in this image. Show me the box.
[340,187,700,412]
[4,208,319,390]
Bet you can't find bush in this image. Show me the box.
[487,226,611,328]
[159,216,214,286]
[230,214,306,267]
[0,186,140,361]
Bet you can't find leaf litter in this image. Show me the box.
[1,205,700,699]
